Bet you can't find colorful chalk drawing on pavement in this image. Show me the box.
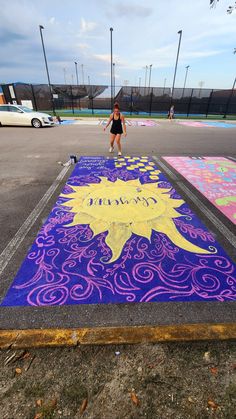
[129,120,159,127]
[163,156,236,224]
[74,120,99,125]
[178,121,236,129]
[58,120,76,125]
[99,119,158,127]
[177,121,212,128]
[57,120,98,126]
[203,121,236,128]
[1,156,236,307]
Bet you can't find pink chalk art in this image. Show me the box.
[163,156,236,224]
[177,121,212,128]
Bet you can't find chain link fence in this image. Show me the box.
[1,83,236,117]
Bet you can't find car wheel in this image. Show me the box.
[32,118,42,128]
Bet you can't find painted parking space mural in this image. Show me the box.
[177,121,212,128]
[203,121,236,128]
[129,120,159,127]
[99,119,159,127]
[74,120,99,125]
[163,156,236,224]
[57,120,76,125]
[1,156,236,307]
[177,121,236,129]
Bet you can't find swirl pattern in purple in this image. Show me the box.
[1,156,236,306]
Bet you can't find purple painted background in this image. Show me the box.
[1,156,236,307]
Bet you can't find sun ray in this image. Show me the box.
[152,217,210,254]
[66,212,95,227]
[105,223,132,263]
[143,184,169,194]
[90,219,109,236]
[132,222,152,240]
[165,207,185,218]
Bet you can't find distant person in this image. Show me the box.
[168,105,175,120]
[54,115,62,124]
[103,102,127,156]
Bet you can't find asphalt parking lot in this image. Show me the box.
[0,118,235,330]
[0,119,236,418]
[0,118,235,262]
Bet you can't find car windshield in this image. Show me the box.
[17,106,34,113]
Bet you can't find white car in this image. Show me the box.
[0,104,54,128]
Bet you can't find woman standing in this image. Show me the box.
[104,102,127,156]
[168,105,175,120]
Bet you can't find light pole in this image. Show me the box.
[144,65,148,90]
[148,64,153,93]
[163,78,167,95]
[113,62,115,99]
[171,30,183,104]
[81,64,85,85]
[88,75,90,85]
[198,81,204,97]
[110,27,113,110]
[74,62,79,85]
[182,65,190,98]
[39,25,56,115]
[63,68,67,85]
[139,77,141,88]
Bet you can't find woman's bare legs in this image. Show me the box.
[116,134,122,154]
[109,133,116,151]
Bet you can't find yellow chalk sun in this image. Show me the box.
[60,177,211,263]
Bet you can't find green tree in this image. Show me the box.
[210,0,236,13]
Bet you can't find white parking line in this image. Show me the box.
[227,156,236,162]
[0,165,71,277]
[152,156,178,180]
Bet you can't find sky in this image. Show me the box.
[0,0,236,90]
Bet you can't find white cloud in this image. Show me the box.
[80,17,97,34]
[182,49,225,59]
[101,72,120,78]
[100,72,110,77]
[94,54,111,63]
[49,17,55,24]
[106,2,152,18]
[94,54,126,67]
[77,42,90,50]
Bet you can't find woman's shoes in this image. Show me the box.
[109,147,122,156]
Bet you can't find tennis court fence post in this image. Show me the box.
[149,88,153,116]
[205,89,213,118]
[31,84,38,111]
[223,79,236,118]
[187,89,194,117]
[70,85,74,114]
[130,91,133,115]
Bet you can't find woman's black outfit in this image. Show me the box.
[110,113,123,134]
